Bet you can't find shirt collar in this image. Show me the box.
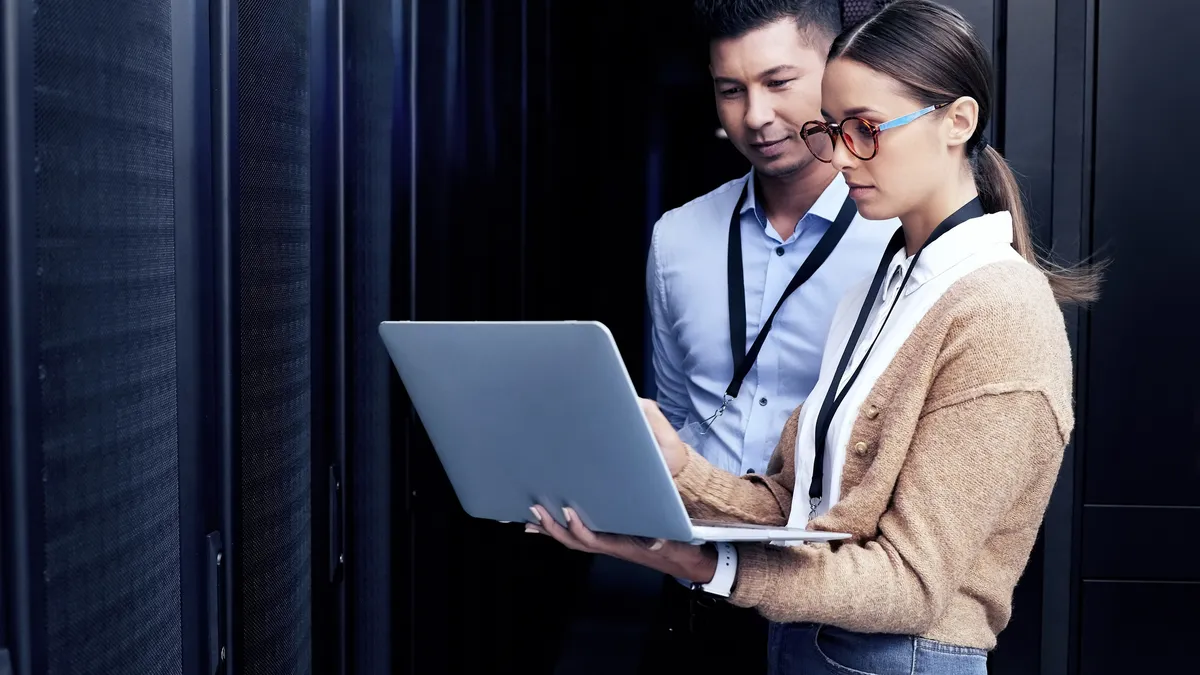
[886,210,1014,297]
[740,171,850,232]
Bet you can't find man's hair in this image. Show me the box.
[693,0,843,45]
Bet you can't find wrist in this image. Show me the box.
[667,441,690,477]
[681,543,718,584]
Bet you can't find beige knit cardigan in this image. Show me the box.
[673,260,1075,650]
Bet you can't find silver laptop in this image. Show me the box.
[378,320,849,545]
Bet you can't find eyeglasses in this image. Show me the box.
[800,103,949,162]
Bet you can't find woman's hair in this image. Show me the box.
[829,0,1103,305]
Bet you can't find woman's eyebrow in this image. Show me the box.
[843,105,884,117]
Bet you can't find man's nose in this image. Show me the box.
[743,90,775,130]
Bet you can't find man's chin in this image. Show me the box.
[753,156,810,179]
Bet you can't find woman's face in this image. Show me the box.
[817,57,967,222]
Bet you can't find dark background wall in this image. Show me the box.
[2,1,1196,674]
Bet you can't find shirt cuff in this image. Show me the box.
[697,542,738,598]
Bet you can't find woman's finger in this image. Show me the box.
[531,505,585,551]
[562,508,606,552]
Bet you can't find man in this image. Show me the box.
[641,0,898,670]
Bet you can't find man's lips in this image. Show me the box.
[751,138,789,157]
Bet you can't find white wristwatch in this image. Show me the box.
[693,542,738,598]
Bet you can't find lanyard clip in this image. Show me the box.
[809,497,821,520]
[698,394,733,435]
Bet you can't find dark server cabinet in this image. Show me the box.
[3,0,399,673]
[3,1,185,674]
[1076,0,1200,671]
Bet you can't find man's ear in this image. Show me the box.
[943,96,980,150]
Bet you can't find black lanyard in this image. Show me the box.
[806,198,986,515]
[724,178,857,407]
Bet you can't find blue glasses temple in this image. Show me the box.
[877,104,943,132]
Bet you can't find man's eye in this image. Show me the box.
[719,87,743,97]
[767,79,794,88]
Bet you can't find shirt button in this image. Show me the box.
[746,468,756,475]
[759,397,768,406]
[775,246,785,256]
[854,441,869,455]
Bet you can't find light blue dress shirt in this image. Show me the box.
[646,170,897,476]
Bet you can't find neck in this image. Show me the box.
[756,162,838,239]
[899,177,980,255]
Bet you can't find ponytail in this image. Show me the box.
[973,145,1104,306]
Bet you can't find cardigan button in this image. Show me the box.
[864,405,880,420]
[854,441,869,455]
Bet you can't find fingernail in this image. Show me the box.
[525,525,539,534]
[563,507,574,524]
[649,539,664,551]
[529,506,542,523]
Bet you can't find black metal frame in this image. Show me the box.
[211,0,242,671]
[389,1,415,672]
[175,0,222,673]
[1,1,44,673]
[1051,0,1098,672]
[1000,0,1068,673]
[390,0,416,670]
[310,0,348,672]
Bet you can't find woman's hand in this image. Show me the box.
[527,505,717,584]
[638,398,688,476]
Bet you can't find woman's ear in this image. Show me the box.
[943,96,980,150]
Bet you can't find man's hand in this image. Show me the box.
[638,398,688,476]
[526,505,718,584]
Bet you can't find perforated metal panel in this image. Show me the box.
[31,1,182,673]
[346,0,394,671]
[843,0,886,24]
[236,0,313,672]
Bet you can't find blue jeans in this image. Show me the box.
[768,623,988,675]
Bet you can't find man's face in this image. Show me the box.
[709,20,828,178]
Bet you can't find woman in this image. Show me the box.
[529,1,1100,671]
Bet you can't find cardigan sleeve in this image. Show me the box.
[671,405,801,526]
[726,389,1065,634]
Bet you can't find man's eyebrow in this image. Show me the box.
[713,64,799,85]
[756,64,798,79]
